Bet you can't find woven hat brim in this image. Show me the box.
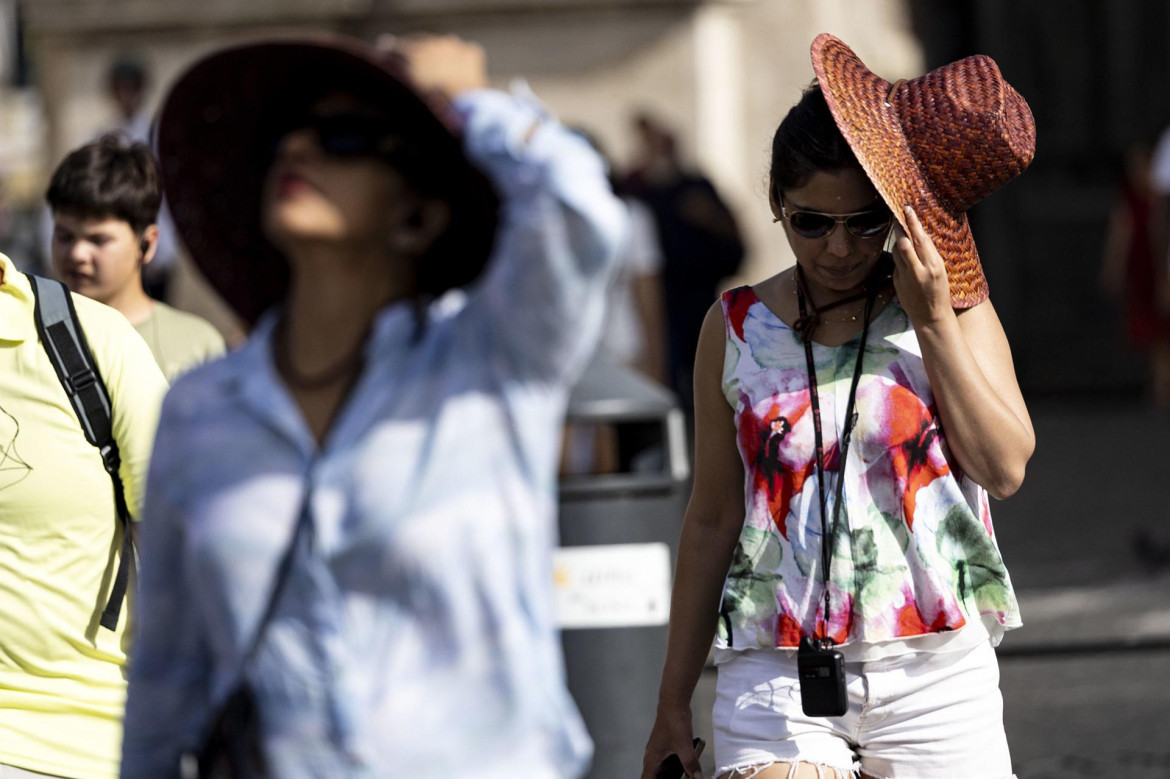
[811,34,988,308]
[156,34,497,326]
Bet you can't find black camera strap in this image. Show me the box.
[795,266,878,645]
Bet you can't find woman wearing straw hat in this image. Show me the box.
[643,34,1035,779]
[120,34,624,778]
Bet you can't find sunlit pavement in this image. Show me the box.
[993,401,1170,777]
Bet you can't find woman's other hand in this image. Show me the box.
[889,206,1034,498]
[395,35,489,100]
[641,706,704,779]
[891,205,954,327]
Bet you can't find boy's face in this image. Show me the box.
[50,212,148,305]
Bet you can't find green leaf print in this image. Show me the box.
[851,527,878,591]
[722,527,784,627]
[879,506,911,554]
[847,522,914,614]
[937,507,1012,612]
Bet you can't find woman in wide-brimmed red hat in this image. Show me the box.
[121,34,625,778]
[643,35,1035,779]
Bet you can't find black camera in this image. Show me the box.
[797,635,847,717]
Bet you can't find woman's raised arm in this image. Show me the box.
[892,205,1035,499]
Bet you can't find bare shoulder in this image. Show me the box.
[697,298,728,352]
[754,267,794,296]
[750,268,797,325]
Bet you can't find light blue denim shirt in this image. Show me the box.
[121,89,626,778]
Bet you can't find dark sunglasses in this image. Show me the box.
[779,201,893,239]
[270,109,404,160]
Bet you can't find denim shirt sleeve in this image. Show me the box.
[453,87,627,385]
[120,396,212,778]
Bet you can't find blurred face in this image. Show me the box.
[111,80,144,118]
[51,212,145,305]
[776,168,892,299]
[261,94,418,256]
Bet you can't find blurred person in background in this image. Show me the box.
[560,127,668,476]
[642,35,1035,779]
[1100,140,1170,409]
[1152,121,1170,252]
[98,54,179,301]
[120,32,624,778]
[600,167,668,387]
[1118,133,1170,567]
[47,135,225,381]
[623,111,745,420]
[584,133,669,388]
[105,56,150,143]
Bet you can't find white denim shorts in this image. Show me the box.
[712,639,1016,779]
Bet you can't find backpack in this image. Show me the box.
[27,274,133,631]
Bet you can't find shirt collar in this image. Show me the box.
[0,254,38,343]
[243,298,421,367]
[216,298,423,457]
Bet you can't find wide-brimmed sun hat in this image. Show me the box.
[811,33,1035,308]
[156,33,499,326]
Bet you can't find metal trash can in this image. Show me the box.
[556,356,691,779]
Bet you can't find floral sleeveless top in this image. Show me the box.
[716,285,1021,652]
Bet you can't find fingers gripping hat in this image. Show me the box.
[156,33,499,327]
[811,33,1036,307]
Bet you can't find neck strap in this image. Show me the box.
[795,267,878,643]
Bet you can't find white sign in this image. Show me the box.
[553,543,672,629]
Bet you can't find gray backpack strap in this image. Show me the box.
[28,274,134,631]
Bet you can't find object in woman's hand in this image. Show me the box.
[655,737,705,779]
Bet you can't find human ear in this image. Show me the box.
[139,224,160,265]
[388,199,451,257]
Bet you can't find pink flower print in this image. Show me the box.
[739,395,814,539]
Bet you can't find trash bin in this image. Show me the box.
[556,356,691,779]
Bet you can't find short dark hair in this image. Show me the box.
[46,135,162,234]
[769,81,862,206]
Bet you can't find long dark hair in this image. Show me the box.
[768,82,861,209]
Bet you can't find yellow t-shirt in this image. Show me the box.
[134,301,226,381]
[0,255,167,779]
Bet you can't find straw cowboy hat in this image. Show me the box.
[811,33,1036,307]
[156,34,500,326]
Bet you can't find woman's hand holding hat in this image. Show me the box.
[811,33,1036,308]
[892,205,955,329]
[397,35,488,101]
